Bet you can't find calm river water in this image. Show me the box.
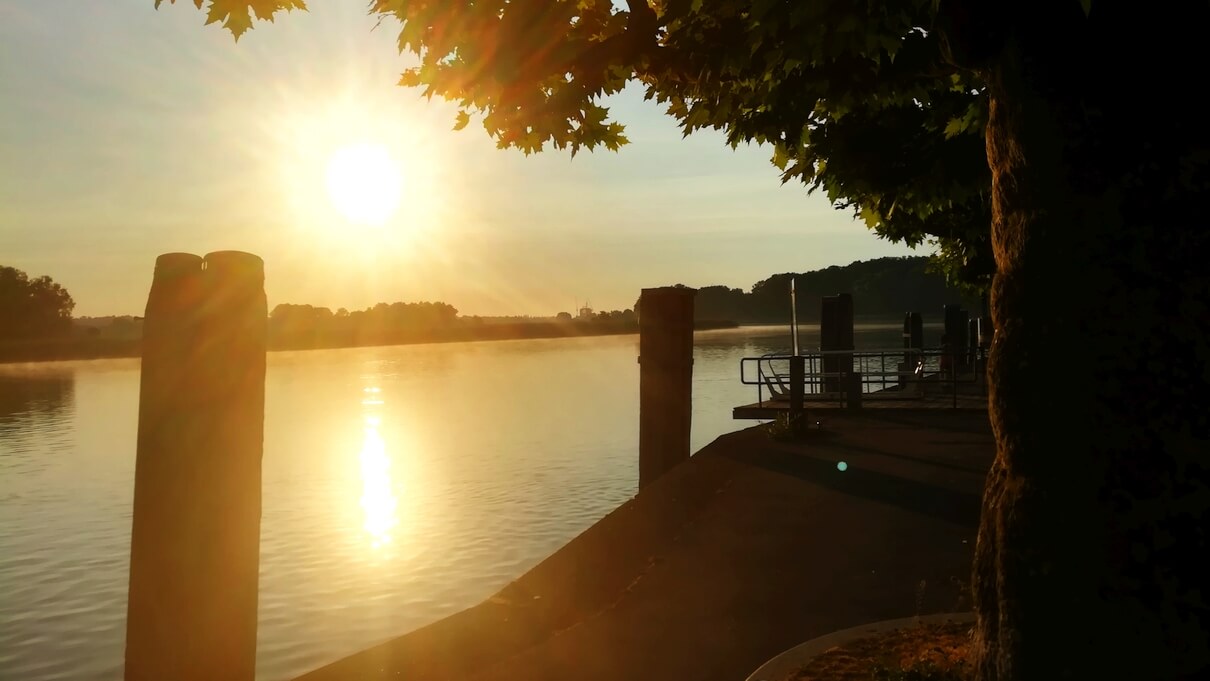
[0,324,919,680]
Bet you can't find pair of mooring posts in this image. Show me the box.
[123,265,695,679]
[125,252,266,681]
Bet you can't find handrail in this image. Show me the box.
[740,347,988,408]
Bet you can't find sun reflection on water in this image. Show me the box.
[358,391,398,550]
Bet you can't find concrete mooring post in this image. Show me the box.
[943,304,970,372]
[638,287,695,489]
[901,312,924,392]
[846,372,864,409]
[125,252,267,681]
[903,312,923,361]
[789,355,806,434]
[820,294,854,394]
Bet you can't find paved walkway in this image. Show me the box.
[295,410,993,681]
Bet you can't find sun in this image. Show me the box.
[325,143,403,226]
[273,100,451,252]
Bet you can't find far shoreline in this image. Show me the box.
[0,320,745,366]
[0,316,942,367]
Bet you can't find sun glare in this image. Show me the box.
[358,409,398,550]
[325,143,403,226]
[273,97,454,260]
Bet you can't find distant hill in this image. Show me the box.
[665,256,982,324]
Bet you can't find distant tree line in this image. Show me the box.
[2,257,961,361]
[0,266,75,340]
[0,266,129,363]
[269,301,459,348]
[645,256,981,324]
[268,301,648,350]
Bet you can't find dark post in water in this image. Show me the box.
[901,312,923,391]
[967,317,979,368]
[789,355,806,434]
[846,371,863,409]
[638,286,695,489]
[125,252,267,681]
[943,304,970,373]
[820,294,854,394]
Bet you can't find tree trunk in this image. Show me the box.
[970,3,1210,679]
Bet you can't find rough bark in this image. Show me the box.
[956,3,1210,679]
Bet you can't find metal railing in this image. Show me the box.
[743,347,988,408]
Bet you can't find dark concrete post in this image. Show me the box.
[967,317,979,369]
[976,316,994,388]
[943,304,970,373]
[903,312,923,356]
[958,309,971,372]
[638,287,695,489]
[901,311,923,390]
[789,355,806,435]
[126,252,267,681]
[820,294,854,393]
[846,371,863,410]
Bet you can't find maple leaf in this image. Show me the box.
[155,0,307,40]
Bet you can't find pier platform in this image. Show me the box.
[732,350,990,419]
[293,410,993,681]
[733,375,989,418]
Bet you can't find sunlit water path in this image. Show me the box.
[0,324,915,680]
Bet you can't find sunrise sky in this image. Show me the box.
[0,1,920,318]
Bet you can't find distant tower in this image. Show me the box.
[578,300,594,320]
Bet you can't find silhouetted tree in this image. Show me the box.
[0,266,75,340]
[167,3,1210,678]
[693,285,746,322]
[269,304,333,346]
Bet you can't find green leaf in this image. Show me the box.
[771,144,791,170]
[452,110,471,131]
[397,69,421,87]
[222,6,253,39]
[156,1,308,40]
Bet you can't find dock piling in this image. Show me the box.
[125,251,267,681]
[846,371,863,410]
[943,304,970,373]
[638,287,695,489]
[901,312,923,391]
[821,294,854,393]
[789,355,806,434]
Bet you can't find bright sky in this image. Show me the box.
[0,1,920,318]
